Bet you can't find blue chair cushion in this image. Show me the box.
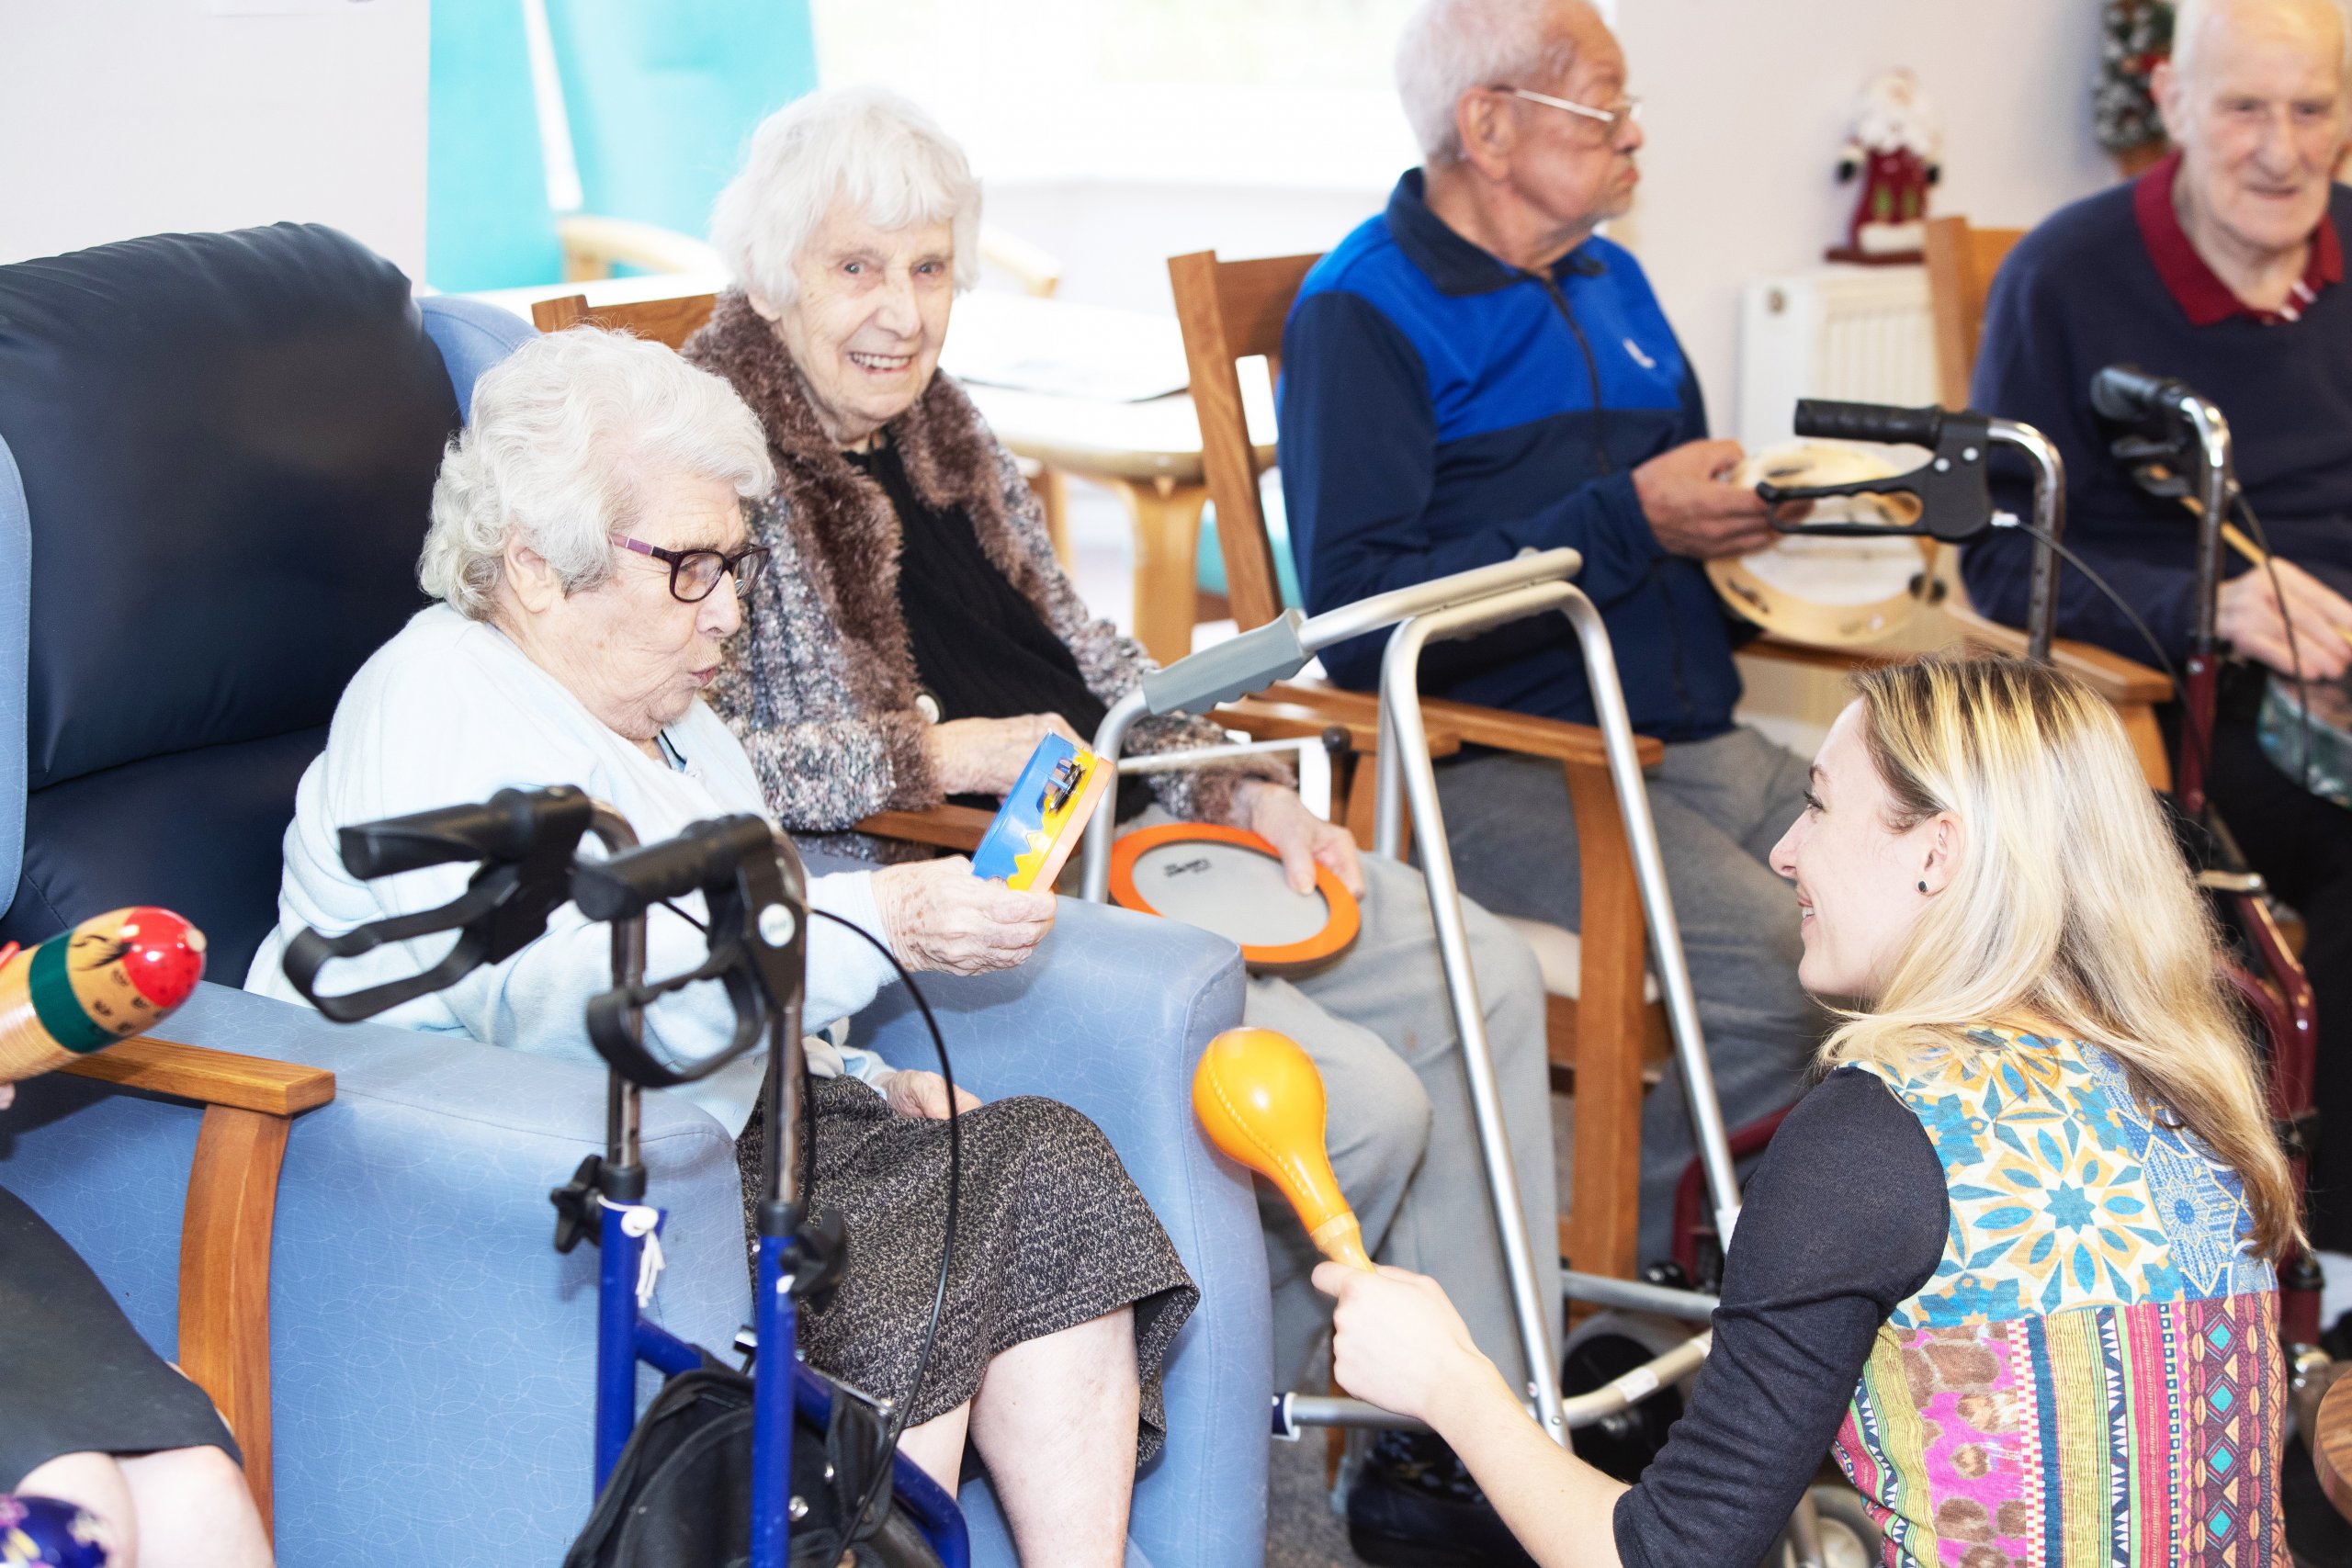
[0,225,460,969]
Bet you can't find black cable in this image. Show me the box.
[1992,516,2185,691]
[810,907,959,1530]
[2230,490,2317,795]
[654,893,959,1525]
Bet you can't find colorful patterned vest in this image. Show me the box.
[1833,1029,2284,1566]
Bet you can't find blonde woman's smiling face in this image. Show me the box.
[1768,701,1957,1003]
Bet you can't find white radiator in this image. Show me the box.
[1736,266,1938,451]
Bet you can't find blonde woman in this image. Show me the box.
[1318,656,2295,1566]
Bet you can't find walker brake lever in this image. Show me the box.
[1754,400,1996,546]
[571,815,808,1089]
[282,785,597,1021]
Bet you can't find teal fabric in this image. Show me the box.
[545,0,818,241]
[424,0,561,292]
[1195,489,1304,610]
[424,0,816,291]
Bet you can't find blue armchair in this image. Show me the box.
[0,226,1268,1567]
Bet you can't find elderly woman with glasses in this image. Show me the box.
[680,85,1555,1407]
[247,328,1195,1562]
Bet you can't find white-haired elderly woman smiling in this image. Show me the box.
[247,328,1195,1561]
[684,86,1555,1410]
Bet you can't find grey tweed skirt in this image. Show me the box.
[738,1074,1197,1456]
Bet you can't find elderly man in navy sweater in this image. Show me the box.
[1963,0,2352,1262]
[1281,0,1825,1282]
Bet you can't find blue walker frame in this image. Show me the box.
[283,788,967,1568]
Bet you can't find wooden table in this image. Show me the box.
[961,378,1273,664]
[457,276,1264,666]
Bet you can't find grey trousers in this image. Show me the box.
[1434,725,1829,1267]
[1236,851,1556,1393]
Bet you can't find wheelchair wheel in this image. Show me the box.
[1777,1484,1882,1568]
[1560,1312,1695,1483]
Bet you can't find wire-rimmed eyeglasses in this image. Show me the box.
[1496,85,1643,142]
[611,534,772,603]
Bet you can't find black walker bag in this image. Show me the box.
[564,1354,942,1568]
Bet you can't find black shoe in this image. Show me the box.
[1345,1430,1539,1568]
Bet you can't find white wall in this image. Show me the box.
[1614,0,2119,423]
[983,0,2121,436]
[0,0,429,279]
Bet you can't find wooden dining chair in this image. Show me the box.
[50,1036,336,1539]
[1921,215,2177,787]
[1167,249,1678,1280]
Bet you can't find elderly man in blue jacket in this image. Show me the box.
[1281,0,1823,1296]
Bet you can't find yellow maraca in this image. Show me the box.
[1192,1026,1373,1270]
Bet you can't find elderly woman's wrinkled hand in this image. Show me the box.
[928,714,1086,796]
[883,1067,983,1121]
[872,857,1057,975]
[1233,780,1365,897]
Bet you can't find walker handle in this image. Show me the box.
[1793,399,1946,448]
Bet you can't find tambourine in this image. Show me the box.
[1713,442,1935,647]
[1108,824,1361,976]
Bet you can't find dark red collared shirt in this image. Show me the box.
[2132,147,2344,325]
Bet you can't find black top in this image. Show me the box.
[848,440,1147,820]
[1611,1067,1948,1568]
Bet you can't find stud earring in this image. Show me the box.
[1917,880,1928,893]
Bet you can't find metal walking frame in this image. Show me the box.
[283,787,965,1568]
[1075,549,1744,1447]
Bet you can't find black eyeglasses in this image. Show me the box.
[611,535,771,603]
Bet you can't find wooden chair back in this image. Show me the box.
[1924,216,2025,410]
[1166,251,1322,632]
[532,290,719,348]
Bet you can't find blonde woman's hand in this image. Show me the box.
[883,1068,983,1120]
[0,1082,13,1111]
[927,714,1085,795]
[1314,1261,1504,1427]
[871,857,1057,975]
[1233,780,1364,897]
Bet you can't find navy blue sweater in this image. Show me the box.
[1278,172,1739,740]
[1962,170,2352,662]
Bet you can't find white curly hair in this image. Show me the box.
[418,328,775,621]
[709,85,982,308]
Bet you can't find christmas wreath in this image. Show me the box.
[2096,0,2174,160]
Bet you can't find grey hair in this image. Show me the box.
[419,328,775,622]
[1395,0,1585,163]
[2171,0,2352,88]
[710,85,982,308]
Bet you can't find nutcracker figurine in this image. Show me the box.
[1829,69,1941,265]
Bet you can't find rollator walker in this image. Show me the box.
[285,788,966,1567]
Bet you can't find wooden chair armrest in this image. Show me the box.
[856,805,996,852]
[1254,679,1660,768]
[1419,697,1666,769]
[1216,696,1464,758]
[58,1036,334,1116]
[1738,632,1920,675]
[1942,603,2173,703]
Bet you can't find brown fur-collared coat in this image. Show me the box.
[684,290,1287,862]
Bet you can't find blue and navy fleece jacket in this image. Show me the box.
[1277,170,1739,740]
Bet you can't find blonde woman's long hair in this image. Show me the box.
[1826,656,2300,1258]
